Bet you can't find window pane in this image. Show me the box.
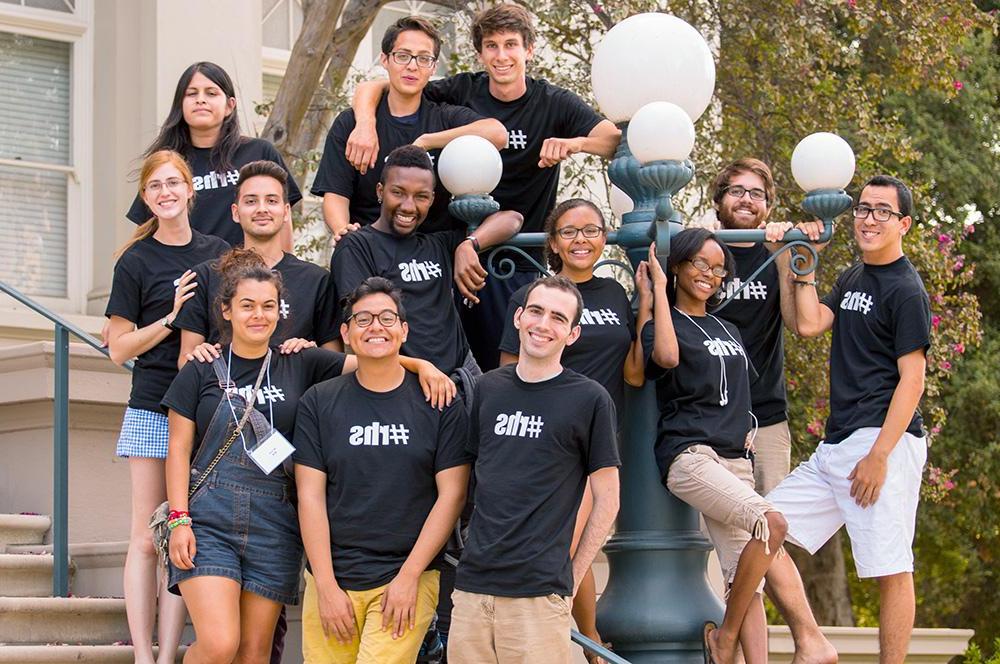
[0,0,75,12]
[0,166,68,297]
[0,31,70,297]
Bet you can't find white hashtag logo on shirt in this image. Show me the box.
[388,424,410,445]
[523,416,543,438]
[260,385,286,404]
[399,259,443,282]
[279,299,290,319]
[494,411,545,439]
[744,281,768,299]
[840,290,874,315]
[508,129,528,150]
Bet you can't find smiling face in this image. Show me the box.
[233,175,288,241]
[382,29,436,98]
[141,162,193,221]
[478,30,532,87]
[181,71,236,132]
[341,292,408,360]
[514,284,581,362]
[673,239,727,304]
[854,184,911,264]
[375,166,435,236]
[222,279,280,347]
[716,170,770,230]
[550,205,607,277]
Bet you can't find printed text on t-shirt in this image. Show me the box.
[839,291,874,315]
[494,411,544,439]
[193,169,239,191]
[579,308,621,325]
[227,384,285,405]
[703,338,746,358]
[723,278,768,300]
[348,422,411,446]
[399,260,443,282]
[507,129,528,150]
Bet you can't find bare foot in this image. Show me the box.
[791,631,838,664]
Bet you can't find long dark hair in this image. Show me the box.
[213,248,284,344]
[666,227,735,307]
[143,62,245,172]
[542,198,607,273]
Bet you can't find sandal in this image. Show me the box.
[703,621,719,664]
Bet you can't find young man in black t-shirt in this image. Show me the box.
[294,277,472,664]
[449,276,620,664]
[349,4,621,370]
[330,145,522,375]
[312,16,507,236]
[768,175,931,664]
[175,160,342,364]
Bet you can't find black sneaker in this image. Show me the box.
[416,627,444,663]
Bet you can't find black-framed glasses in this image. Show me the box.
[853,205,904,222]
[389,51,437,69]
[724,185,768,202]
[556,225,605,240]
[347,309,401,327]
[686,258,728,278]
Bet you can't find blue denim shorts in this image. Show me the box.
[168,471,303,605]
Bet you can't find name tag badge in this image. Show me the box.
[249,429,295,475]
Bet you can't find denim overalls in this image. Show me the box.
[168,357,303,605]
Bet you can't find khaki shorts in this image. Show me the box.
[301,569,439,664]
[753,420,792,495]
[667,445,775,589]
[448,589,572,664]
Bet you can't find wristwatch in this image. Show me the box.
[160,315,174,330]
[465,235,481,253]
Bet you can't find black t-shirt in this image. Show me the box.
[425,73,603,268]
[105,232,230,413]
[498,277,635,425]
[161,346,346,455]
[173,252,339,346]
[126,138,303,247]
[456,366,620,598]
[311,95,483,233]
[819,257,931,444]
[293,372,471,591]
[330,225,469,373]
[642,311,753,482]
[713,244,787,426]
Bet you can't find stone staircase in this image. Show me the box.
[0,513,183,663]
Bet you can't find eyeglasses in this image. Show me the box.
[853,205,904,222]
[347,309,401,327]
[389,51,437,69]
[144,178,186,194]
[556,225,605,240]
[724,185,768,202]
[686,258,728,278]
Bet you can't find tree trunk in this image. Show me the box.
[261,0,348,155]
[788,532,856,626]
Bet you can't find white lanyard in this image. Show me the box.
[224,346,275,454]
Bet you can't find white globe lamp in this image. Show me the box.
[591,13,715,123]
[790,132,856,192]
[626,102,695,164]
[438,135,503,196]
[610,185,634,220]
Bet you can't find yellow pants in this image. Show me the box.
[302,569,440,664]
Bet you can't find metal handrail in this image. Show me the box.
[1,280,132,596]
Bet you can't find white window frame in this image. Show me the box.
[0,0,93,314]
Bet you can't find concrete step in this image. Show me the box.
[0,514,50,551]
[0,553,73,597]
[0,597,128,645]
[0,645,186,662]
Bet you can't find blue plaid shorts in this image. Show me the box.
[116,407,169,458]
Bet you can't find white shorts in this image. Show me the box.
[766,427,927,578]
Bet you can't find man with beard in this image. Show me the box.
[330,145,522,375]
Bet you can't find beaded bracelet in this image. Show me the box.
[167,515,192,531]
[167,509,189,521]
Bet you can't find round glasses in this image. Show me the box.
[347,309,401,327]
[144,178,186,194]
[556,225,605,240]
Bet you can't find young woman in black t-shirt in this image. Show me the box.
[126,62,301,250]
[498,199,649,658]
[641,228,788,664]
[105,150,229,664]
